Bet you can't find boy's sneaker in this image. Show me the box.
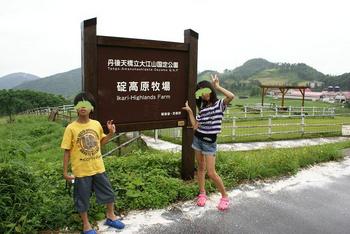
[105,218,125,229]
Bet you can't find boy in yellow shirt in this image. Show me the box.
[61,92,124,234]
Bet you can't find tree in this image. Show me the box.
[0,90,21,122]
[0,89,68,122]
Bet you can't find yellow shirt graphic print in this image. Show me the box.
[61,120,106,177]
[78,129,99,157]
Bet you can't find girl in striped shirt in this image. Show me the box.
[182,74,235,211]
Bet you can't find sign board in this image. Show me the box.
[342,125,350,136]
[81,18,198,180]
[97,46,188,129]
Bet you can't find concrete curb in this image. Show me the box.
[141,135,350,152]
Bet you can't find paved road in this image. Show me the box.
[132,155,350,234]
[98,148,350,234]
[140,175,350,234]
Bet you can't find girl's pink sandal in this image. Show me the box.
[217,197,229,211]
[197,194,207,207]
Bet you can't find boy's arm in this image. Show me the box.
[182,101,199,130]
[101,132,114,145]
[101,120,116,146]
[63,149,74,181]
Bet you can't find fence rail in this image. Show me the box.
[17,104,350,144]
[154,114,350,142]
[222,115,350,139]
[226,105,336,119]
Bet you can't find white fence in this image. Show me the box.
[227,104,336,119]
[153,114,350,142]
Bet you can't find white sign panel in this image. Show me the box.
[342,125,350,136]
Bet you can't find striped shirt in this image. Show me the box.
[196,99,226,135]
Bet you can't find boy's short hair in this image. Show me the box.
[73,92,96,110]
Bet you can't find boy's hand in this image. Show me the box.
[107,120,116,134]
[182,101,192,113]
[63,173,75,182]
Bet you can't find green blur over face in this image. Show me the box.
[74,100,94,111]
[195,88,212,99]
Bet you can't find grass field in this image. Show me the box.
[1,115,350,233]
[248,69,307,86]
[151,98,350,144]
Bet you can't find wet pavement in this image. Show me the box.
[95,146,350,234]
[141,166,350,234]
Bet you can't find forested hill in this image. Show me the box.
[0,73,39,89]
[4,58,350,97]
[198,58,349,95]
[322,73,350,91]
[13,68,81,99]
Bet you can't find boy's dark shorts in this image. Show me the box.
[73,172,115,213]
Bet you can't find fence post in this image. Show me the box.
[289,106,291,116]
[301,115,305,135]
[244,106,247,118]
[173,128,177,138]
[268,117,272,138]
[260,107,263,117]
[312,107,315,116]
[232,117,236,141]
[117,136,121,156]
[275,106,278,116]
[154,129,158,142]
[323,107,325,116]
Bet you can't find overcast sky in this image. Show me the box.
[0,0,349,77]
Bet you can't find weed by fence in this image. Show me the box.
[19,105,141,157]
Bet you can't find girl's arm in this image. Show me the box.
[182,101,199,130]
[211,74,235,105]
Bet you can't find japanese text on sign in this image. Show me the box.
[116,81,171,92]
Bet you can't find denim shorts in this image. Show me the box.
[191,135,217,156]
[73,172,115,213]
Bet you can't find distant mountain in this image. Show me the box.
[230,58,277,80]
[14,68,81,98]
[0,73,40,89]
[197,70,218,82]
[247,63,326,86]
[321,73,350,91]
[8,58,350,97]
[215,58,348,95]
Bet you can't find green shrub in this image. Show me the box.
[0,163,40,233]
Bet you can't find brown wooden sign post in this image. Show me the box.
[81,18,197,180]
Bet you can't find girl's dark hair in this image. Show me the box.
[73,92,96,110]
[195,80,218,109]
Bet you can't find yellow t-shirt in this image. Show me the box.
[61,119,107,177]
